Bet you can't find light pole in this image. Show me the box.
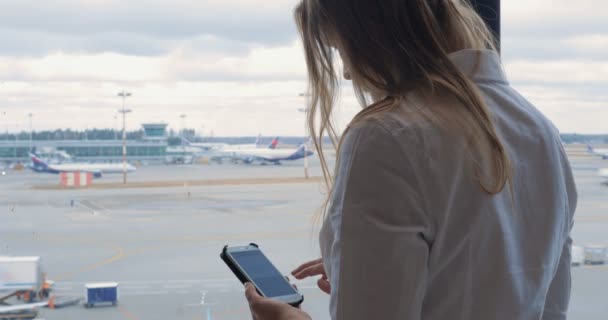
[14,124,18,159]
[2,112,7,143]
[118,108,132,184]
[113,115,119,140]
[117,91,132,184]
[298,92,311,179]
[27,113,33,152]
[180,114,187,149]
[179,114,188,165]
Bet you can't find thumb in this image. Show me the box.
[245,282,261,302]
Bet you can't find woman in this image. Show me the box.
[246,0,577,319]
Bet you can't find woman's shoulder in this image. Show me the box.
[341,103,430,163]
[347,95,442,145]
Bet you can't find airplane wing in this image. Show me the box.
[0,302,48,313]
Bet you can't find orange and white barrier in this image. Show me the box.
[60,172,93,187]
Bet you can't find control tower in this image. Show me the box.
[142,123,168,141]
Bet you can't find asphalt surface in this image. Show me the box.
[1,148,608,319]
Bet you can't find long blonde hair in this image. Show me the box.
[295,0,512,221]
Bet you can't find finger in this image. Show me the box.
[293,263,325,279]
[291,258,323,275]
[317,278,331,295]
[291,258,322,276]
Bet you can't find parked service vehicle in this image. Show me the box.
[0,256,52,302]
[571,245,584,266]
[84,282,119,308]
[584,245,607,265]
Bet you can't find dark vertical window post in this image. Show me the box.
[471,0,501,52]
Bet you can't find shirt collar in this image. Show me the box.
[448,49,508,84]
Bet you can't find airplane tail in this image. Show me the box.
[268,137,279,149]
[587,144,595,153]
[29,152,50,172]
[292,144,306,158]
[254,134,264,148]
[287,142,314,160]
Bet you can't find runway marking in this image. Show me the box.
[118,305,141,320]
[48,229,310,283]
[163,284,193,289]
[202,283,229,288]
[53,245,126,282]
[121,290,170,296]
[123,285,150,290]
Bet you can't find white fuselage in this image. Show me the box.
[49,162,136,174]
[593,148,608,157]
[223,147,299,160]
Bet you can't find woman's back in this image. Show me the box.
[320,49,577,320]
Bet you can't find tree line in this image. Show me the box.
[0,129,145,141]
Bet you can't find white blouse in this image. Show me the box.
[319,49,577,320]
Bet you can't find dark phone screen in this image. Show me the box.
[230,249,297,297]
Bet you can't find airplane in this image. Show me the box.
[598,168,608,185]
[221,142,314,165]
[587,144,608,159]
[183,140,228,151]
[29,153,136,178]
[183,136,278,151]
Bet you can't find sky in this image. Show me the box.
[0,0,606,136]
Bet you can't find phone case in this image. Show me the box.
[220,243,304,307]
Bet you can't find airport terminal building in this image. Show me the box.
[0,124,170,164]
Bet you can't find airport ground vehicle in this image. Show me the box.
[0,257,51,302]
[84,283,119,308]
[572,246,584,266]
[584,246,608,265]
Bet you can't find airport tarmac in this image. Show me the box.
[1,149,608,319]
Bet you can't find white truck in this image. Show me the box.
[0,256,50,302]
[571,245,584,266]
[584,246,608,265]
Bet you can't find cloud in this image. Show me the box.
[514,84,608,134]
[503,34,608,61]
[0,0,606,135]
[0,0,301,56]
[0,28,254,58]
[505,60,608,85]
[0,80,313,136]
[503,0,608,37]
[0,40,307,83]
[167,41,307,82]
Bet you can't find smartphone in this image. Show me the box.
[221,243,304,307]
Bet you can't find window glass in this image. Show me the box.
[0,1,604,319]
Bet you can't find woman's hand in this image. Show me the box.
[292,258,331,294]
[244,283,311,320]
